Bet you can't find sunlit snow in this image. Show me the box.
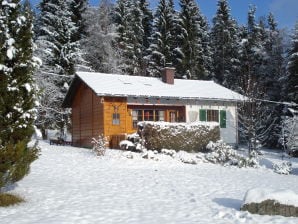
[0,141,297,224]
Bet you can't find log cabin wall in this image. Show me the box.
[72,83,104,147]
[103,97,127,148]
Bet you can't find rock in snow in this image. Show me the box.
[243,188,298,207]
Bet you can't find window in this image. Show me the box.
[144,110,154,121]
[112,113,120,125]
[207,110,219,122]
[199,109,226,128]
[132,110,142,128]
[156,110,165,121]
[132,109,165,128]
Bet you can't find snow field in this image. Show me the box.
[0,141,298,224]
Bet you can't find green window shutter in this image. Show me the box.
[220,110,226,128]
[199,109,206,121]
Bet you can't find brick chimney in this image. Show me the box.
[162,67,175,84]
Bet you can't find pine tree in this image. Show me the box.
[114,0,152,75]
[139,0,153,74]
[175,0,208,79]
[237,6,278,150]
[129,0,145,75]
[0,0,39,189]
[146,0,177,77]
[35,0,85,138]
[69,0,88,41]
[139,0,153,53]
[37,0,83,75]
[211,0,240,87]
[82,0,121,73]
[262,13,286,147]
[287,21,298,104]
[114,0,134,74]
[200,15,213,80]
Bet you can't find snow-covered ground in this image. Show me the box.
[1,141,298,224]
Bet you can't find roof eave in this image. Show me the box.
[95,93,244,102]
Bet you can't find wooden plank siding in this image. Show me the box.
[71,83,104,147]
[103,97,127,147]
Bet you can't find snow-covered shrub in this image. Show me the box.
[122,151,134,159]
[119,140,136,150]
[273,161,292,175]
[142,150,158,161]
[127,133,141,143]
[175,151,198,165]
[140,121,220,152]
[161,149,176,157]
[205,140,239,166]
[91,135,108,156]
[126,133,145,152]
[205,140,259,168]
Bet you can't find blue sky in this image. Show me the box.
[29,0,298,29]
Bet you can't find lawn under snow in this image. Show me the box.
[1,141,298,224]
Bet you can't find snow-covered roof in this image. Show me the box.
[63,72,244,107]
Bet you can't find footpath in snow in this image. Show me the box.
[0,141,298,224]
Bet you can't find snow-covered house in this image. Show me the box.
[63,68,244,148]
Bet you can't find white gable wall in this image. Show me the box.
[186,102,238,144]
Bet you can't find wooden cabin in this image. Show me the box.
[63,68,244,148]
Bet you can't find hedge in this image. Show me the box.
[140,121,220,152]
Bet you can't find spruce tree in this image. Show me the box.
[175,0,204,79]
[114,0,135,74]
[130,0,145,75]
[139,0,153,75]
[114,0,152,75]
[262,13,286,147]
[287,21,298,104]
[238,6,278,150]
[69,0,88,41]
[211,0,239,87]
[35,0,85,138]
[139,0,153,53]
[82,0,121,73]
[147,0,177,77]
[0,0,39,189]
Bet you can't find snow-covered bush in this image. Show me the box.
[236,150,260,168]
[122,151,134,159]
[140,121,220,152]
[205,140,259,168]
[205,140,239,166]
[125,133,145,152]
[91,135,108,156]
[273,161,292,175]
[142,150,158,161]
[161,149,176,157]
[176,151,198,165]
[119,140,136,150]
